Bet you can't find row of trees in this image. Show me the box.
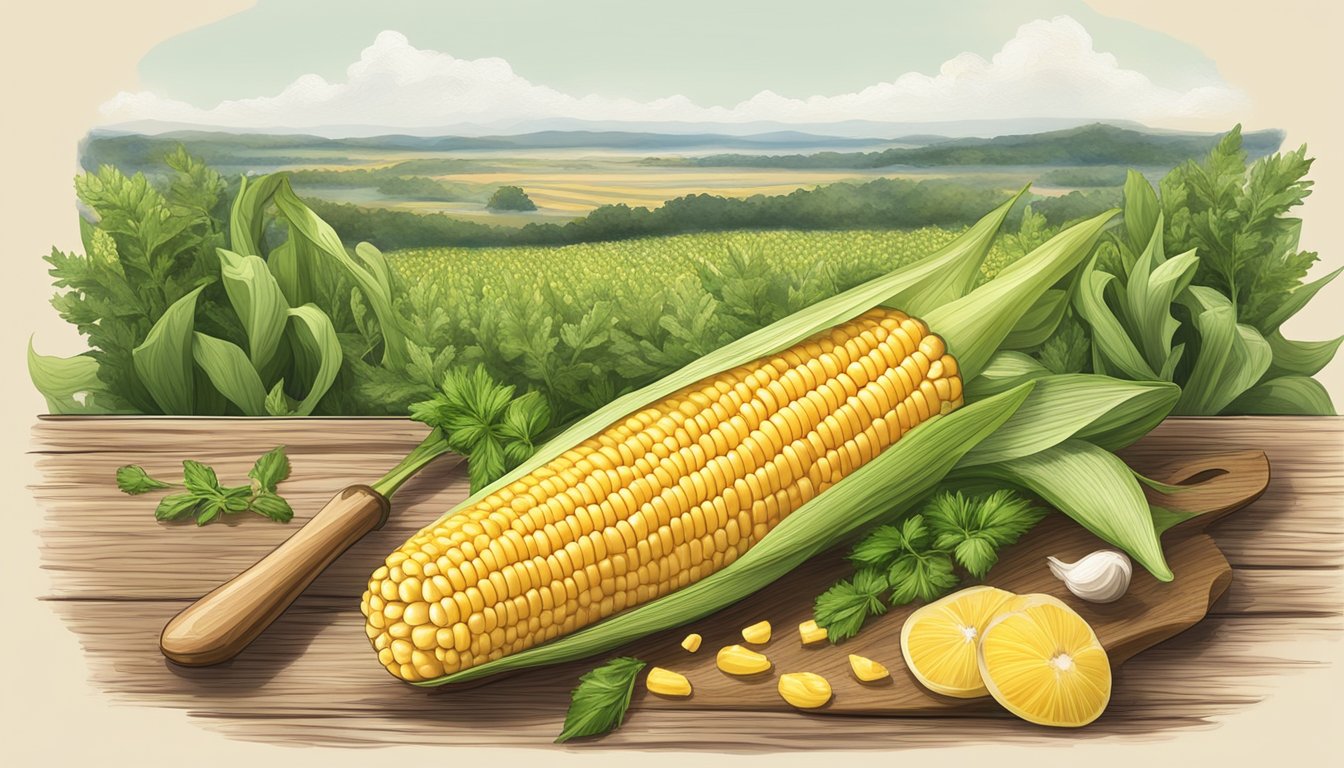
[308,177,1116,251]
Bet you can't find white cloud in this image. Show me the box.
[99,17,1246,132]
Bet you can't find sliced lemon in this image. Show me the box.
[977,596,1111,727]
[899,585,1015,698]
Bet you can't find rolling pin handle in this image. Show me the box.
[159,484,389,667]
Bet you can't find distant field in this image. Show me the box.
[294,158,1096,226]
[387,227,1014,323]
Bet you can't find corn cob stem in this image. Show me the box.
[363,307,962,681]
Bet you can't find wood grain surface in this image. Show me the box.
[28,416,1344,749]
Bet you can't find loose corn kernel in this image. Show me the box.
[778,672,833,709]
[798,619,828,645]
[848,654,890,682]
[645,667,692,697]
[741,620,772,645]
[681,633,703,653]
[716,644,772,676]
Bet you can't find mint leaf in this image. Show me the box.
[154,493,200,521]
[250,491,295,523]
[181,460,221,495]
[555,657,646,742]
[116,465,173,495]
[248,445,291,492]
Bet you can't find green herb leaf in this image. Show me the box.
[925,490,1043,578]
[813,568,888,642]
[888,550,958,604]
[250,491,295,522]
[181,460,221,495]
[249,445,291,492]
[154,493,200,521]
[555,657,646,743]
[116,465,173,495]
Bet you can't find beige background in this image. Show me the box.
[0,1,1339,764]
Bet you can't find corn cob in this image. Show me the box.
[362,307,961,681]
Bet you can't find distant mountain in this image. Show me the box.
[79,128,893,171]
[99,116,1136,140]
[652,124,1286,169]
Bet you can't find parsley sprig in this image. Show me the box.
[814,489,1043,642]
[116,445,295,526]
[409,365,552,493]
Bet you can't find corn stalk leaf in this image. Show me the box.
[228,173,285,256]
[218,248,289,370]
[962,439,1172,581]
[1260,266,1341,332]
[1266,329,1342,378]
[191,332,267,415]
[27,341,124,414]
[1175,286,1273,415]
[132,286,204,414]
[418,382,1035,686]
[271,179,409,368]
[285,304,342,416]
[1225,375,1335,415]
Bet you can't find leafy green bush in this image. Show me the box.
[1069,130,1338,414]
[486,185,537,211]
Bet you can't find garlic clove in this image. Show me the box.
[1046,549,1133,603]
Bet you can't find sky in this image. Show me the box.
[99,0,1248,135]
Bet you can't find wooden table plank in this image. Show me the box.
[28,416,1344,748]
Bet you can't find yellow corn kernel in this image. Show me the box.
[848,654,890,682]
[741,620,772,644]
[645,667,692,697]
[681,633,703,653]
[716,644,772,676]
[798,619,828,645]
[777,672,833,709]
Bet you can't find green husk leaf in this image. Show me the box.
[132,286,205,414]
[959,374,1179,466]
[1224,375,1336,415]
[890,187,1028,316]
[926,208,1118,380]
[191,332,267,416]
[963,439,1172,581]
[1001,289,1069,350]
[415,382,1034,685]
[964,351,1051,399]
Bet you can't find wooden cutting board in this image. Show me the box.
[582,448,1270,717]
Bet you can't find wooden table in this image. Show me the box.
[29,417,1343,749]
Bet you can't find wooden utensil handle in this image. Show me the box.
[159,484,389,667]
